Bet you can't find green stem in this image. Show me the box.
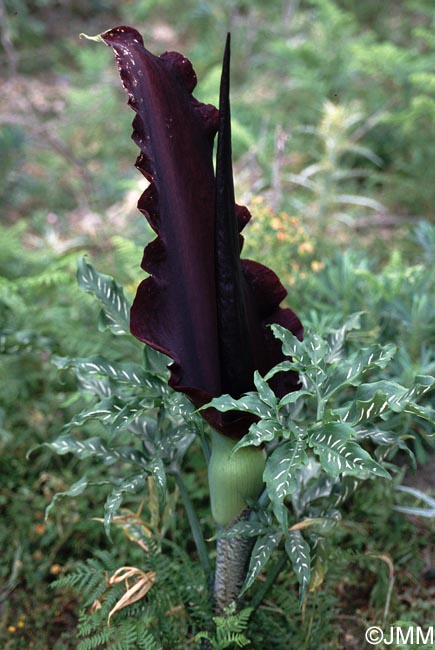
[174,471,211,576]
[208,430,266,613]
[199,429,211,465]
[208,430,265,527]
[303,591,318,650]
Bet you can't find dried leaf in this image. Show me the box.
[107,566,156,625]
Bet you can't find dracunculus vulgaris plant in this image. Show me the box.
[96,27,303,612]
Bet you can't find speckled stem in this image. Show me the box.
[208,430,265,613]
[213,509,255,614]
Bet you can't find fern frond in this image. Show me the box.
[0,277,25,311]
[77,627,111,650]
[52,549,118,604]
[78,615,162,650]
[221,632,250,648]
[111,235,144,276]
[196,606,253,649]
[17,268,72,291]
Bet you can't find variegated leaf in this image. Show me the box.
[164,392,197,417]
[45,435,148,467]
[157,425,196,462]
[299,511,341,537]
[233,418,282,451]
[307,538,328,593]
[253,371,277,407]
[45,475,90,520]
[143,344,171,376]
[404,401,435,423]
[203,392,274,418]
[357,428,413,462]
[330,475,360,507]
[326,312,363,363]
[241,530,282,593]
[297,475,337,512]
[285,530,311,602]
[264,440,309,527]
[349,375,435,424]
[104,473,148,538]
[278,389,313,408]
[149,455,166,503]
[77,257,130,335]
[304,333,329,365]
[270,324,306,363]
[54,355,166,392]
[264,360,300,381]
[59,396,124,434]
[0,329,49,354]
[109,398,158,435]
[76,372,112,399]
[323,343,397,398]
[309,430,390,479]
[219,521,272,539]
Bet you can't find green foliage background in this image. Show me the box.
[1,0,435,648]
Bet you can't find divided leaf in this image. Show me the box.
[233,418,282,451]
[326,312,363,362]
[307,538,328,594]
[77,257,130,335]
[304,333,329,366]
[148,455,166,504]
[59,396,124,434]
[104,473,148,538]
[45,475,91,520]
[253,371,277,408]
[45,435,148,467]
[241,530,282,593]
[309,429,390,478]
[219,521,272,539]
[323,343,397,398]
[285,530,311,602]
[357,428,414,463]
[270,324,306,362]
[350,375,435,424]
[264,439,309,527]
[203,392,275,418]
[109,398,158,435]
[54,355,166,392]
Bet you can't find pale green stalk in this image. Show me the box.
[208,430,266,613]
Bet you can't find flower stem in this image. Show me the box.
[213,510,255,614]
[208,430,265,527]
[208,430,266,612]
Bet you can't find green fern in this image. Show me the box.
[110,235,148,285]
[77,627,111,650]
[196,604,253,649]
[76,618,161,650]
[53,539,211,650]
[52,549,118,606]
[0,277,26,311]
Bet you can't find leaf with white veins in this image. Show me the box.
[285,530,311,602]
[264,440,309,527]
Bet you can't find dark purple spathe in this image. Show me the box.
[101,27,303,437]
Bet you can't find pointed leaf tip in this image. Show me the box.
[79,32,104,43]
[100,26,303,438]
